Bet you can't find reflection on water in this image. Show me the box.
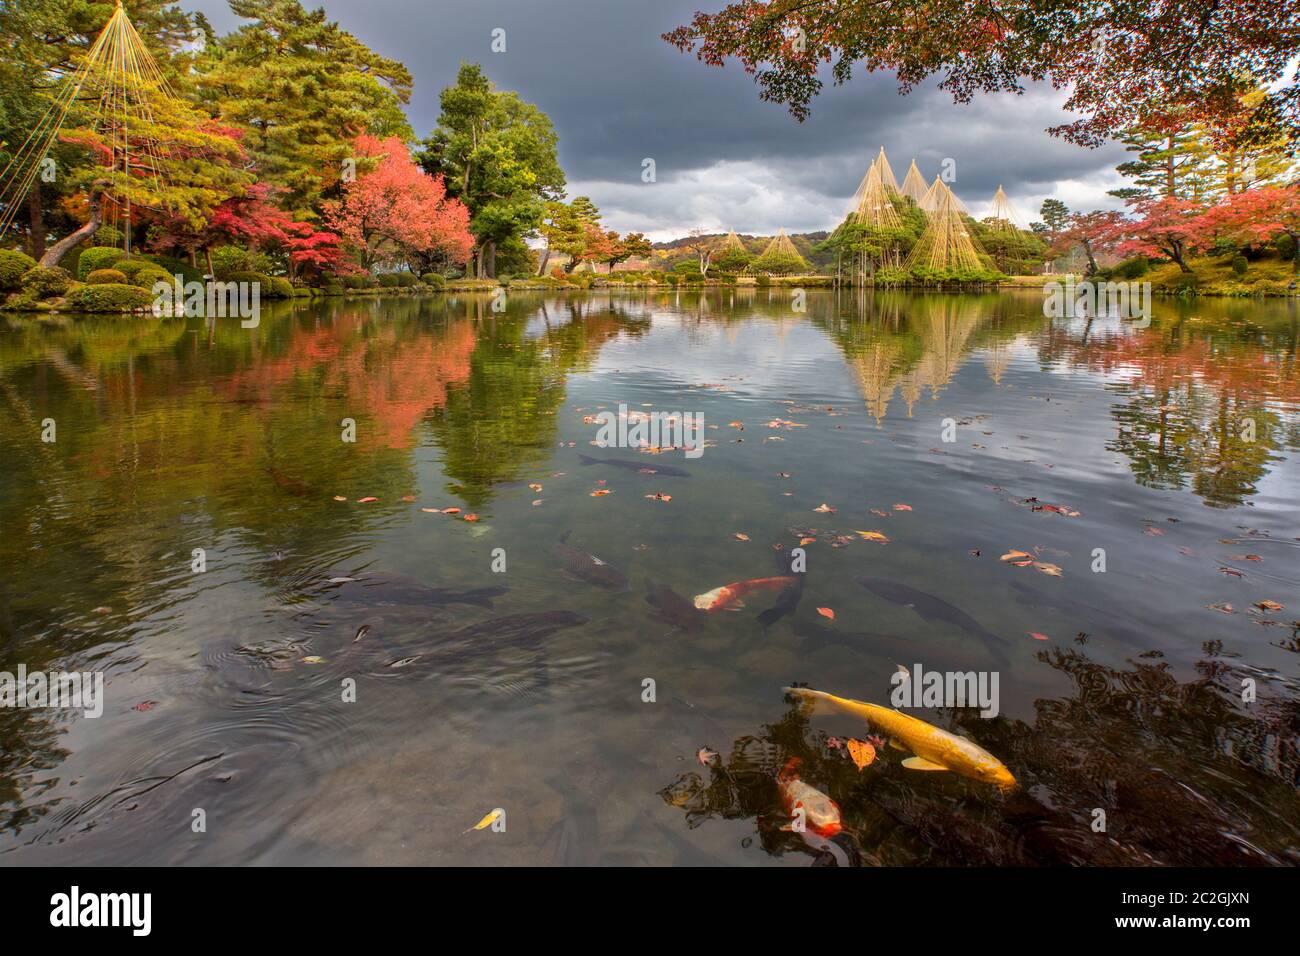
[0,289,1297,864]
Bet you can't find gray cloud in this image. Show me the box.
[188,0,1128,236]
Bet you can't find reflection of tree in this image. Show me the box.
[427,295,650,506]
[660,650,1300,865]
[1039,322,1296,507]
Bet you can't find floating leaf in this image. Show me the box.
[1028,632,1049,641]
[332,495,347,502]
[589,489,612,497]
[846,738,876,771]
[1205,603,1235,614]
[463,514,480,522]
[645,493,672,502]
[854,530,890,543]
[734,532,750,541]
[817,607,835,620]
[529,483,543,492]
[301,655,326,664]
[1000,549,1034,566]
[1032,562,1063,577]
[357,496,378,503]
[870,508,890,518]
[814,503,836,513]
[531,499,544,506]
[1255,600,1285,612]
[799,536,816,546]
[131,700,158,712]
[420,507,440,513]
[697,747,719,766]
[401,495,416,502]
[892,503,912,512]
[442,507,461,515]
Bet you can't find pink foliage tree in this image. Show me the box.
[324,135,474,273]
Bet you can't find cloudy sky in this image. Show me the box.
[189,0,1129,241]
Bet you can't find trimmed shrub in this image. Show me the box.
[65,283,154,312]
[113,257,158,280]
[269,276,295,299]
[1,293,55,313]
[225,271,280,297]
[149,255,204,284]
[421,273,446,290]
[0,249,39,291]
[131,267,174,291]
[77,247,126,280]
[396,272,421,288]
[1231,255,1249,277]
[377,273,401,288]
[1115,256,1149,279]
[87,268,128,285]
[343,275,371,290]
[20,265,73,299]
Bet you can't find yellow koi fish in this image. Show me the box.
[784,687,1017,790]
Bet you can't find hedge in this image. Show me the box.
[0,249,38,291]
[420,273,446,290]
[20,265,73,299]
[64,283,154,312]
[77,247,126,281]
[87,268,128,285]
[132,268,174,291]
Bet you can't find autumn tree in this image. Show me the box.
[1053,211,1127,275]
[324,134,473,272]
[664,2,1300,152]
[1108,197,1210,273]
[1200,186,1300,273]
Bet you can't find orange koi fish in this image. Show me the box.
[693,575,796,612]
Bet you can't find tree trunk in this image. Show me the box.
[39,193,102,268]
[205,247,216,280]
[1081,239,1098,275]
[485,240,496,278]
[538,245,551,276]
[27,188,46,260]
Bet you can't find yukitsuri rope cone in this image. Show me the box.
[907,179,988,273]
[0,1,178,248]
[900,159,928,204]
[849,164,902,229]
[987,185,1022,230]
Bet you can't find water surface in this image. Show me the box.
[1,289,1297,865]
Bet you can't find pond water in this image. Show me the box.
[0,289,1297,865]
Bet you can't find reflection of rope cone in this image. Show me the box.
[985,337,1010,384]
[850,341,901,424]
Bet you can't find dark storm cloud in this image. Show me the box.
[188,0,1127,236]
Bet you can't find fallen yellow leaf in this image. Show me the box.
[846,739,876,771]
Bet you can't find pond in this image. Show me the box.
[0,289,1297,865]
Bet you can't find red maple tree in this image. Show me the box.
[323,135,473,271]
